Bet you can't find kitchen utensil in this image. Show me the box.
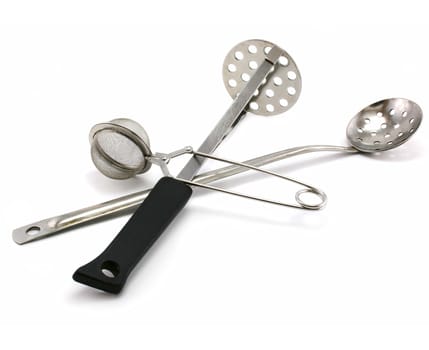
[91,39,301,181]
[346,98,422,151]
[13,143,329,245]
[87,118,325,210]
[13,98,422,245]
[72,39,303,293]
[89,118,152,179]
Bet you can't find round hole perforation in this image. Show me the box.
[265,89,274,98]
[273,77,283,86]
[228,64,237,73]
[234,51,244,60]
[279,56,288,66]
[241,73,250,82]
[228,79,237,88]
[287,71,296,80]
[248,45,257,54]
[250,102,259,111]
[279,99,288,107]
[264,46,272,54]
[266,104,274,112]
[287,87,296,96]
[249,61,258,70]
[223,39,301,116]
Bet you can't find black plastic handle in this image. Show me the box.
[73,177,192,294]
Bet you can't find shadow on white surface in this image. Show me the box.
[188,204,326,229]
[85,170,153,194]
[70,286,119,301]
[362,140,423,162]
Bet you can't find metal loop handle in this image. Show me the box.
[295,188,327,210]
[151,147,327,210]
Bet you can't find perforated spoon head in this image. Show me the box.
[346,98,422,152]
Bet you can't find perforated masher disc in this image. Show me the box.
[223,39,302,116]
[89,40,302,180]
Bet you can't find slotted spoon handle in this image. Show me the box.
[73,177,192,294]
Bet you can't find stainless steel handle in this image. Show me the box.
[13,145,356,244]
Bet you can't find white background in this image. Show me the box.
[1,1,428,349]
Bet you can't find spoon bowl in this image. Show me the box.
[346,98,422,153]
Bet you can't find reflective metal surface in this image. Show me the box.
[14,40,301,244]
[13,98,422,244]
[150,146,327,210]
[347,98,422,152]
[177,42,285,181]
[90,118,152,179]
[222,39,301,116]
[12,144,352,244]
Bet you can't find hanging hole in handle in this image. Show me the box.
[26,226,41,236]
[101,261,120,278]
[295,188,327,210]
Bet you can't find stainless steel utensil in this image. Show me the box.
[222,39,301,116]
[88,118,325,208]
[346,98,422,152]
[90,118,152,179]
[90,39,302,181]
[13,98,422,245]
[12,144,331,245]
[14,39,305,246]
[72,39,304,293]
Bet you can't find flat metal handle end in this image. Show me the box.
[12,220,57,245]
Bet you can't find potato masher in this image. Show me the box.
[72,39,311,293]
[13,39,310,245]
